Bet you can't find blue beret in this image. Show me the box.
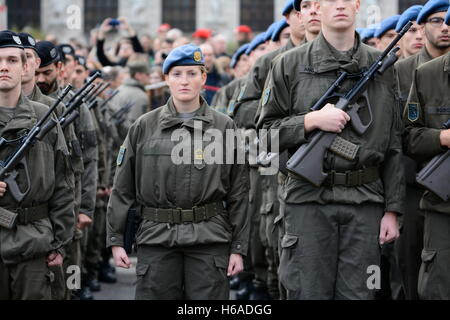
[0,30,24,50]
[282,0,295,16]
[360,28,376,41]
[446,6,450,25]
[294,0,302,11]
[264,22,278,42]
[245,33,267,55]
[356,28,365,35]
[230,44,249,69]
[396,5,423,32]
[162,44,204,74]
[375,15,401,38]
[417,0,450,24]
[272,19,290,42]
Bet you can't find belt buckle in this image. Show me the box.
[180,209,194,224]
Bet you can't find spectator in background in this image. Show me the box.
[96,17,145,67]
[200,43,231,104]
[102,66,127,90]
[167,28,183,41]
[234,25,253,46]
[148,66,170,111]
[212,34,230,57]
[139,34,155,58]
[173,37,190,48]
[192,28,213,45]
[45,34,58,45]
[157,23,171,40]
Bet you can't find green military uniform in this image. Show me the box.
[232,38,298,299]
[211,78,242,115]
[107,97,250,300]
[112,78,149,131]
[0,95,75,300]
[29,85,83,300]
[403,51,450,300]
[257,33,405,300]
[84,97,114,286]
[393,47,433,300]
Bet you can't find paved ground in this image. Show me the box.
[93,257,237,300]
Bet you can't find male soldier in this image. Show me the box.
[212,44,250,115]
[403,5,450,301]
[35,41,98,300]
[82,70,118,293]
[394,0,450,300]
[361,28,377,47]
[234,0,320,300]
[111,61,150,130]
[18,33,86,300]
[257,0,405,300]
[0,30,75,300]
[397,6,424,59]
[375,15,401,52]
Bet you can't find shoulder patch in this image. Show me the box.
[408,103,419,122]
[237,85,247,102]
[262,88,271,106]
[117,146,126,166]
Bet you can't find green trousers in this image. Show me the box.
[135,243,230,300]
[280,202,383,300]
[0,256,53,300]
[418,210,450,300]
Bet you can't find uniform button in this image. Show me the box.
[236,244,241,250]
[111,237,116,242]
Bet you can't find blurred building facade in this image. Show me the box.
[2,0,426,43]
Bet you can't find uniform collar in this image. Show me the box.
[1,94,38,135]
[418,46,433,65]
[124,78,146,92]
[159,96,214,131]
[29,85,44,102]
[309,32,368,74]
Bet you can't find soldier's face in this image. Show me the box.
[235,55,250,78]
[377,30,398,51]
[0,48,26,92]
[64,54,76,78]
[423,12,450,50]
[71,64,88,89]
[318,0,359,31]
[22,48,41,84]
[36,63,60,95]
[279,26,292,47]
[401,22,424,58]
[301,0,321,34]
[166,66,206,104]
[286,10,306,40]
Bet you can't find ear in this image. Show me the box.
[355,0,360,14]
[35,57,41,69]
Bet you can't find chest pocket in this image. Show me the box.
[143,139,175,156]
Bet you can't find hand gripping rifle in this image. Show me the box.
[286,22,412,187]
[0,85,72,202]
[416,118,450,201]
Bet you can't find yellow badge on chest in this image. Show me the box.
[195,148,204,161]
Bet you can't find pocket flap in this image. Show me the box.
[421,249,437,262]
[136,263,150,276]
[213,256,229,269]
[281,234,298,248]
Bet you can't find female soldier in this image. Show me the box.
[107,44,250,300]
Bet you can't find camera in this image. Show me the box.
[109,19,121,27]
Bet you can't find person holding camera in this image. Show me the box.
[96,17,145,67]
